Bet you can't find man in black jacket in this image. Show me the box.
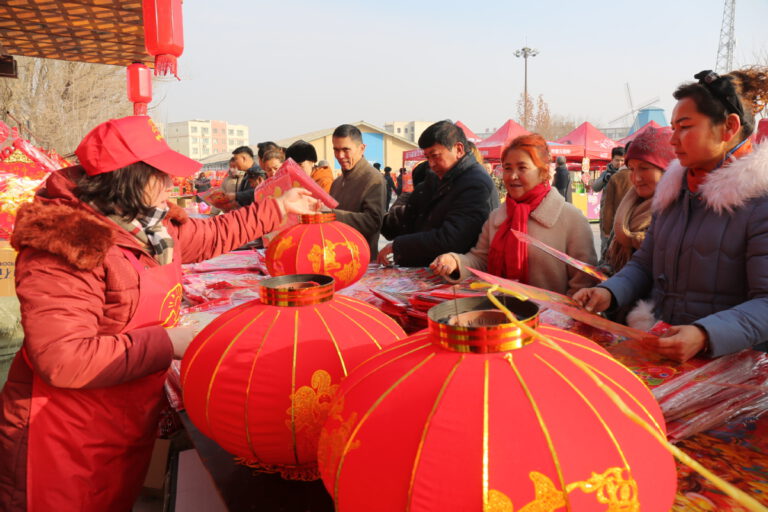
[553,156,572,203]
[378,120,499,267]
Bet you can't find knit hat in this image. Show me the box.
[625,127,675,171]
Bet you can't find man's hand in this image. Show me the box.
[377,243,394,266]
[643,325,708,362]
[429,254,458,278]
[275,188,321,216]
[572,287,612,313]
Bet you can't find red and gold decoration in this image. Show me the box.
[318,294,678,511]
[126,62,153,116]
[181,274,405,480]
[266,213,370,291]
[142,0,184,78]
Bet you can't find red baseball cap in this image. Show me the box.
[75,116,201,177]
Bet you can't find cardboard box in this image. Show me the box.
[143,438,171,492]
[0,241,16,297]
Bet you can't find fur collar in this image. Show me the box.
[653,142,768,214]
[11,200,189,271]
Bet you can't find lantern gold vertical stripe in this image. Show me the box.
[536,355,632,469]
[505,353,571,510]
[335,353,436,503]
[334,296,404,340]
[482,359,490,511]
[327,303,382,349]
[205,310,269,431]
[314,308,348,376]
[245,311,283,458]
[406,355,465,512]
[290,310,300,465]
[351,336,433,381]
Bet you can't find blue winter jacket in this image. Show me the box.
[601,143,768,356]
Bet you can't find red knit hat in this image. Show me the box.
[75,116,201,177]
[625,127,675,171]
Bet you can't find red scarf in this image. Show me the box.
[487,182,551,281]
[687,139,753,192]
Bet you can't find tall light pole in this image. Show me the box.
[514,46,538,129]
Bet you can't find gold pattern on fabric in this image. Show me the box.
[306,240,361,285]
[317,396,360,482]
[287,369,340,458]
[4,149,33,163]
[271,235,294,272]
[486,489,513,512]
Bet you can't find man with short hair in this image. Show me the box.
[553,156,572,203]
[227,146,266,207]
[379,120,499,267]
[590,146,630,254]
[329,124,386,260]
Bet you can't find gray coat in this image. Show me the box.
[601,143,768,356]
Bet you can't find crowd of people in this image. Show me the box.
[0,65,767,509]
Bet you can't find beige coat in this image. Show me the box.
[447,188,598,296]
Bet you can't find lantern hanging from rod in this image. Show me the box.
[181,274,405,480]
[126,63,153,116]
[142,0,184,78]
[266,213,369,291]
[318,295,677,511]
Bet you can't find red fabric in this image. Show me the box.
[687,139,754,193]
[487,182,551,281]
[0,167,284,510]
[75,116,199,177]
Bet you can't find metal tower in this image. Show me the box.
[715,0,736,73]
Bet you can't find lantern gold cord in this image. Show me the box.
[476,283,768,512]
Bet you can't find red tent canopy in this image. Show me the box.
[455,120,481,143]
[616,121,669,146]
[556,122,617,161]
[476,119,529,160]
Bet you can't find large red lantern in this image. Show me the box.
[266,213,369,291]
[181,274,405,480]
[142,0,184,78]
[318,295,677,511]
[126,63,153,116]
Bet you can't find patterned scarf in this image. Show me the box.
[108,207,174,265]
[687,139,753,193]
[487,182,551,282]
[604,188,653,274]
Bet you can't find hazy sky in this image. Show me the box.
[151,0,768,142]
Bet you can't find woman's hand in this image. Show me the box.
[572,287,612,313]
[166,326,197,359]
[377,243,395,266]
[276,188,321,216]
[429,254,458,278]
[643,325,708,362]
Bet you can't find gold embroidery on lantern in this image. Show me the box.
[485,489,513,512]
[271,235,294,272]
[288,369,340,457]
[318,396,360,478]
[306,240,361,286]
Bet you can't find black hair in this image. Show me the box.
[418,120,467,150]
[611,146,625,158]
[332,124,363,144]
[412,161,431,187]
[257,141,280,160]
[623,141,632,154]
[373,162,381,170]
[232,146,254,158]
[285,140,318,164]
[74,162,164,221]
[384,166,392,173]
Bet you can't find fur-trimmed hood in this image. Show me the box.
[652,142,768,214]
[11,167,189,271]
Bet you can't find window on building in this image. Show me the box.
[191,126,198,133]
[192,148,198,154]
[236,130,244,136]
[202,128,209,135]
[397,128,401,133]
[228,129,234,135]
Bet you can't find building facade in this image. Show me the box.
[383,121,433,144]
[164,120,249,160]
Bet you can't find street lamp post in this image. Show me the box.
[514,46,539,129]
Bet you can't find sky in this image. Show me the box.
[151,0,768,142]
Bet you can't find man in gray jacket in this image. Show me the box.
[329,124,386,260]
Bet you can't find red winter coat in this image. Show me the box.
[0,167,282,510]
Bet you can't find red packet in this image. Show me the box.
[254,158,338,209]
[648,321,672,337]
[512,229,608,281]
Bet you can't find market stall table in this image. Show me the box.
[173,259,768,511]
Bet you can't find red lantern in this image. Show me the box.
[181,274,405,480]
[126,63,153,116]
[266,213,369,291]
[142,0,184,78]
[318,296,677,511]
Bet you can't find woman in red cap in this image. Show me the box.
[575,67,768,362]
[0,116,319,511]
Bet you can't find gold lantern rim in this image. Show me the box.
[260,274,335,306]
[428,295,540,353]
[300,212,337,224]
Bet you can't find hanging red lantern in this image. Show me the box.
[318,295,677,511]
[266,213,369,291]
[126,63,153,116]
[181,274,405,480]
[142,0,184,78]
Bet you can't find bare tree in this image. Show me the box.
[0,56,132,156]
[516,92,535,130]
[533,94,551,136]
